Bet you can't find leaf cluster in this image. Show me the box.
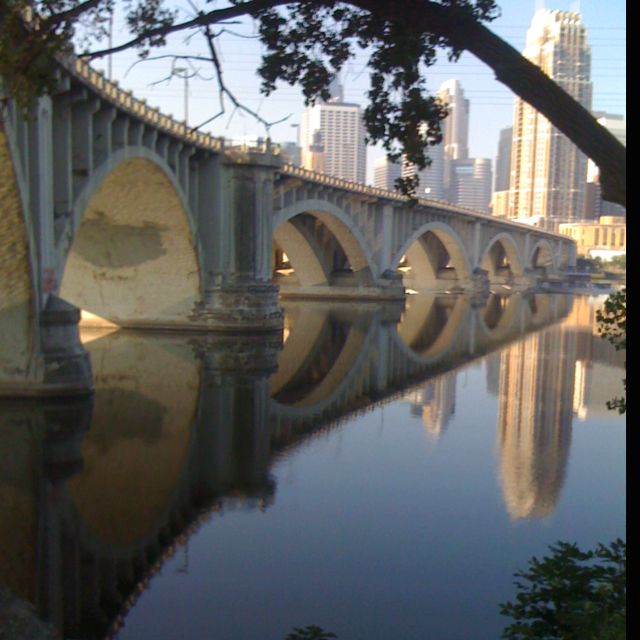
[254,0,498,195]
[596,288,626,413]
[500,539,626,639]
[285,624,337,639]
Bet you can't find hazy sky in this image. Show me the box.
[98,1,626,184]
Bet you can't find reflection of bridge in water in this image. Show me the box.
[0,292,587,638]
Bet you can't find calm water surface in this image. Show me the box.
[0,293,625,639]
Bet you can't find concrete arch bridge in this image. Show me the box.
[0,55,576,397]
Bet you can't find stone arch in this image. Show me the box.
[58,150,202,328]
[274,199,376,286]
[391,222,472,289]
[479,232,525,280]
[528,239,556,276]
[0,121,39,391]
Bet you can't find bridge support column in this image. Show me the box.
[194,149,283,332]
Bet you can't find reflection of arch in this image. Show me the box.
[397,294,470,363]
[274,200,376,284]
[59,151,202,327]
[391,222,472,286]
[0,123,38,387]
[476,293,522,339]
[528,239,556,275]
[67,333,199,547]
[270,308,376,418]
[480,232,524,279]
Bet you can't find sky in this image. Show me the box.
[95,1,626,185]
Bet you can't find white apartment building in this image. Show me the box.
[299,82,367,184]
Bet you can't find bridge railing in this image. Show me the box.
[280,163,571,241]
[56,57,571,244]
[65,56,225,153]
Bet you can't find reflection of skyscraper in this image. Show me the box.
[485,353,501,396]
[508,9,592,227]
[405,372,457,439]
[496,326,576,519]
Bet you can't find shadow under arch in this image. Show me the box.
[391,222,472,291]
[396,294,471,363]
[58,150,203,328]
[479,232,525,281]
[0,121,39,390]
[273,200,377,289]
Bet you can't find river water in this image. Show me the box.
[0,293,625,639]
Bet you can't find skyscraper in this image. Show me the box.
[373,155,401,191]
[508,9,592,228]
[450,158,493,212]
[401,141,445,200]
[299,79,367,184]
[437,79,470,195]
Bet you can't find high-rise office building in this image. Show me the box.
[299,80,367,184]
[584,113,626,219]
[450,158,493,212]
[437,79,470,195]
[373,155,402,191]
[402,141,445,200]
[493,126,513,193]
[507,9,592,228]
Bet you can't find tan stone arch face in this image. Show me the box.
[530,242,554,272]
[272,210,374,289]
[0,125,35,385]
[398,226,471,291]
[60,158,201,328]
[481,234,524,279]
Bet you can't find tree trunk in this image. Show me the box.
[352,0,626,208]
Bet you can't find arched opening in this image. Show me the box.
[530,242,554,279]
[392,225,471,293]
[272,211,373,294]
[60,158,201,329]
[480,235,524,284]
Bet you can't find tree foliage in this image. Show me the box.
[0,0,626,204]
[500,539,626,640]
[285,624,337,639]
[596,288,626,414]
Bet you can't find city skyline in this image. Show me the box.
[95,1,625,186]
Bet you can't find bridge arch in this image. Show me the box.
[528,239,557,275]
[391,222,473,290]
[58,149,203,328]
[479,232,525,281]
[273,200,376,287]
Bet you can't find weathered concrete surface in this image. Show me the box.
[0,123,37,389]
[61,158,201,329]
[0,586,58,640]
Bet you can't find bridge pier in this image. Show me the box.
[191,148,284,332]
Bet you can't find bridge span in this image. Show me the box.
[0,55,577,396]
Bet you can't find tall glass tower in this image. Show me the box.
[508,10,592,228]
